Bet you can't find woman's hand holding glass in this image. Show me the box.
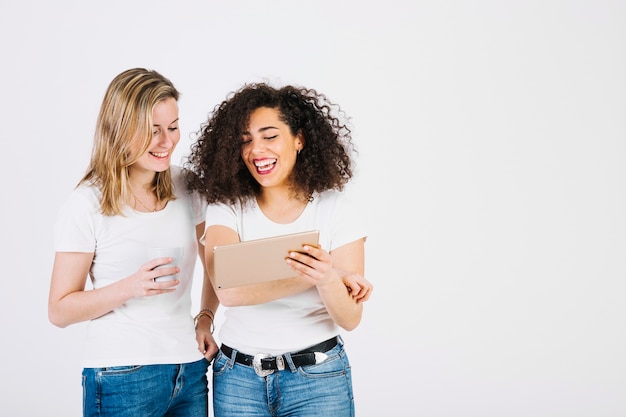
[124,257,180,298]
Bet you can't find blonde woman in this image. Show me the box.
[48,68,218,417]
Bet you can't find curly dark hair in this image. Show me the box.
[185,83,356,205]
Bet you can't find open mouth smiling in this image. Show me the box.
[254,158,277,173]
[150,151,169,159]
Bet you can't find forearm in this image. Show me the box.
[316,273,364,331]
[327,239,365,329]
[199,272,220,313]
[195,271,220,359]
[217,276,313,307]
[48,280,132,328]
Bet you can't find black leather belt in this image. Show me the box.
[221,336,338,377]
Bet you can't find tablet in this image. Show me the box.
[213,230,320,289]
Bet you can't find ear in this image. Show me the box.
[295,131,305,151]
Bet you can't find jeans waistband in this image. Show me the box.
[220,336,338,376]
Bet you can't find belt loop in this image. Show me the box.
[282,353,298,373]
[337,334,344,347]
[225,345,237,370]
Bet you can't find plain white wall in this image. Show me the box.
[1,1,625,416]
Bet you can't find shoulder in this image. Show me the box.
[313,189,342,204]
[206,199,244,215]
[62,184,101,212]
[310,189,362,226]
[170,164,183,176]
[55,184,103,229]
[170,165,193,198]
[170,165,185,187]
[312,189,355,212]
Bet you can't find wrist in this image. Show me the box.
[194,308,215,334]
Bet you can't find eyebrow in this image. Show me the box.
[153,118,180,127]
[242,125,278,135]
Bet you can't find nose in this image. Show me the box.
[156,130,176,147]
[249,137,266,154]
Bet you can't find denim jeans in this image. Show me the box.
[212,338,354,417]
[82,358,209,417]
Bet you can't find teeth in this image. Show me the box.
[255,159,276,168]
[151,152,169,158]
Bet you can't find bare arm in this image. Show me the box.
[286,238,366,331]
[48,252,180,328]
[194,222,220,360]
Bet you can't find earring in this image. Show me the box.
[297,149,301,155]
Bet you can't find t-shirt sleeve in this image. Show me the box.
[191,190,208,226]
[54,188,98,253]
[329,190,368,251]
[199,202,239,245]
[172,165,207,226]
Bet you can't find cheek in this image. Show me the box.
[130,139,148,160]
[240,151,255,172]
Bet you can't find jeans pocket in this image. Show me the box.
[212,351,230,376]
[299,354,348,379]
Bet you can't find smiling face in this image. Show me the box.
[131,97,180,177]
[240,107,303,191]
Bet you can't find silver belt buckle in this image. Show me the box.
[252,353,274,377]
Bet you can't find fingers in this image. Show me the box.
[301,244,327,261]
[285,253,313,276]
[347,283,369,303]
[127,262,180,299]
[141,269,179,296]
[196,333,219,360]
[151,279,179,290]
[144,258,180,282]
[286,244,329,269]
[352,287,372,303]
[342,272,373,303]
[144,257,175,271]
[151,265,180,282]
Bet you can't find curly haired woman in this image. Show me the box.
[186,82,372,417]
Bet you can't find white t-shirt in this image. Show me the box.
[54,166,207,368]
[203,189,366,356]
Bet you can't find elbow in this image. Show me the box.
[218,298,237,308]
[335,303,363,331]
[336,311,362,331]
[338,317,362,332]
[215,289,243,307]
[48,305,70,328]
[48,313,69,329]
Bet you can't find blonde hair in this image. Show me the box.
[79,68,180,216]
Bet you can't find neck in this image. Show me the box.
[128,172,159,212]
[128,172,156,190]
[257,189,308,224]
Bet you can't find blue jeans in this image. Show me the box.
[212,338,354,417]
[82,358,209,417]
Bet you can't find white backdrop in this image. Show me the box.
[1,1,625,416]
